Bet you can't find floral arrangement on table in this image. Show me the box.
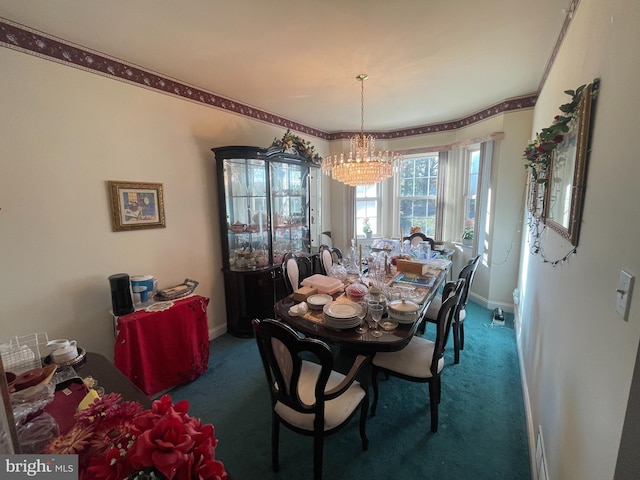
[523,84,586,184]
[44,393,227,480]
[362,217,372,235]
[271,129,322,164]
[409,225,422,234]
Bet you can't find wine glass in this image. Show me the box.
[369,304,384,337]
[355,302,368,334]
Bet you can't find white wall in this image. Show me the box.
[518,0,640,478]
[0,47,328,360]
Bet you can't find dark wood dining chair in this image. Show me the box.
[370,278,464,433]
[281,252,314,295]
[421,255,480,363]
[252,318,369,480]
[403,232,435,249]
[318,244,343,276]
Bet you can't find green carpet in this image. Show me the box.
[171,302,531,480]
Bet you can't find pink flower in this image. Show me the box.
[75,392,123,425]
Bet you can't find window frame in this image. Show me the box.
[463,146,480,241]
[394,152,442,239]
[355,183,382,238]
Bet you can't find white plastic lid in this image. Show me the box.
[131,274,154,282]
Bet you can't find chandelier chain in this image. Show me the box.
[360,75,365,134]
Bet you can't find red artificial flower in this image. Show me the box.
[83,446,134,480]
[154,394,190,417]
[44,393,226,480]
[75,392,123,425]
[130,409,196,479]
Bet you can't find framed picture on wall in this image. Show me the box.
[108,181,166,232]
[543,80,597,246]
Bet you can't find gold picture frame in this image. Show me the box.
[108,181,166,232]
[543,82,596,246]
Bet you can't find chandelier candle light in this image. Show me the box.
[321,74,403,186]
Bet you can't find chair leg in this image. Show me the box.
[313,433,324,480]
[272,415,280,472]
[417,317,426,336]
[428,380,439,433]
[452,322,460,364]
[370,369,380,416]
[459,321,465,350]
[359,395,369,450]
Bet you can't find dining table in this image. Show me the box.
[273,259,452,356]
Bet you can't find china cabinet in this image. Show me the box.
[212,145,320,336]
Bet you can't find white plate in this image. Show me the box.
[307,294,333,309]
[323,301,360,319]
[324,316,361,329]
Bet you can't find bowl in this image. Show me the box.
[387,299,421,324]
[345,283,368,302]
[5,371,16,392]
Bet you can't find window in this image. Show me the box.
[356,184,380,237]
[463,148,480,240]
[398,154,439,237]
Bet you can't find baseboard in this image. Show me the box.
[515,308,538,480]
[469,292,515,314]
[208,324,227,340]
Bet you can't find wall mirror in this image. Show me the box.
[543,82,596,246]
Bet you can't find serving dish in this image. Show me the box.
[387,299,421,324]
[155,279,199,300]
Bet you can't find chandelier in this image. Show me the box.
[321,74,402,186]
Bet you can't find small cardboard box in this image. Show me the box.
[293,286,317,302]
[396,259,429,275]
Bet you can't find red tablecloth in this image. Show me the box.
[114,295,210,396]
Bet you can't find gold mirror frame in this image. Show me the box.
[543,82,595,246]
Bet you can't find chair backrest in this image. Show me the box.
[252,318,334,417]
[458,255,480,308]
[431,278,465,376]
[281,252,313,294]
[318,244,343,276]
[403,232,435,249]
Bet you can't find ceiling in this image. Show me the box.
[0,0,572,134]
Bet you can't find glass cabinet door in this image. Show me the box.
[270,162,309,264]
[223,158,270,270]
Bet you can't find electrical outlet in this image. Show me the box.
[616,270,634,321]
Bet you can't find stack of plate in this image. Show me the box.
[307,294,333,310]
[323,301,362,329]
